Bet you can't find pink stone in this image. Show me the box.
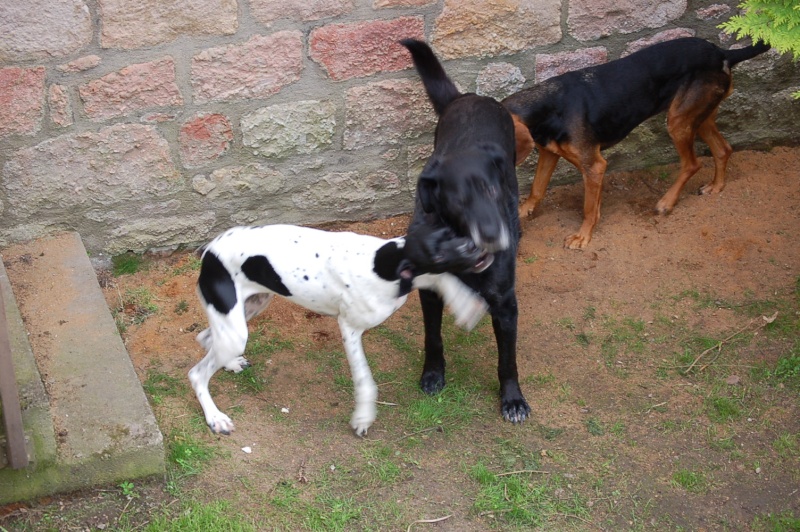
[57,55,102,73]
[49,84,73,128]
[179,113,233,168]
[535,47,607,82]
[191,32,303,103]
[249,0,353,25]
[310,17,424,81]
[373,0,434,7]
[79,57,183,120]
[0,67,46,138]
[622,29,696,57]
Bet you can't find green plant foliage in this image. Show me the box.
[720,1,800,98]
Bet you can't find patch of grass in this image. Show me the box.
[246,329,294,358]
[773,432,798,459]
[600,315,647,368]
[585,417,605,436]
[112,287,159,332]
[112,252,146,276]
[142,369,186,405]
[404,382,481,434]
[174,300,189,315]
[266,478,363,531]
[751,510,800,531]
[142,500,256,531]
[170,255,202,276]
[469,461,590,527]
[360,443,404,485]
[557,317,576,330]
[706,394,743,423]
[167,431,216,476]
[773,348,800,383]
[671,469,708,493]
[218,365,268,395]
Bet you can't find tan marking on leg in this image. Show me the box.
[518,144,560,220]
[511,114,535,165]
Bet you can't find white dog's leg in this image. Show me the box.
[416,273,488,331]
[195,292,274,368]
[337,316,377,437]
[188,304,249,434]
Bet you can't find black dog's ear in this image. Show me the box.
[396,259,415,297]
[417,176,439,213]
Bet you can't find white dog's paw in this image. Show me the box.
[224,356,250,373]
[349,407,376,438]
[207,412,235,435]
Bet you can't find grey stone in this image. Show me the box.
[242,101,336,159]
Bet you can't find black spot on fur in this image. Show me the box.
[198,251,238,315]
[373,241,404,282]
[241,255,292,297]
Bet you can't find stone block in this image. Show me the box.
[0,67,45,138]
[191,32,303,103]
[57,55,102,73]
[49,85,73,128]
[99,0,238,49]
[179,113,233,169]
[476,62,526,100]
[568,0,687,41]
[622,29,696,57]
[2,124,182,220]
[241,101,336,158]
[432,0,561,59]
[536,47,607,82]
[0,0,92,62]
[79,58,183,121]
[310,17,424,81]
[374,0,434,6]
[343,79,436,150]
[249,0,353,25]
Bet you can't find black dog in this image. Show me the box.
[400,38,530,423]
[503,37,770,249]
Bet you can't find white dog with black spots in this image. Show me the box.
[189,224,488,437]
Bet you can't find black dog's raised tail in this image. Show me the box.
[724,40,771,67]
[400,38,460,115]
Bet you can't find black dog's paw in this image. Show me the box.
[501,396,531,424]
[420,370,446,395]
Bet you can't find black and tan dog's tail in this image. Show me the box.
[400,38,460,115]
[723,40,770,67]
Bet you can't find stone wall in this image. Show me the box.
[1,0,798,254]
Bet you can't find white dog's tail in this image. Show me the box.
[414,274,488,331]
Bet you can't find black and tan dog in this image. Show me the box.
[400,38,530,423]
[503,37,770,249]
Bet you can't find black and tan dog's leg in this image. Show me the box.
[696,109,733,196]
[656,114,700,214]
[565,146,607,250]
[518,147,561,220]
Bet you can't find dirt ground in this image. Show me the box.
[2,146,799,530]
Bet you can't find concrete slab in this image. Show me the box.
[0,232,164,504]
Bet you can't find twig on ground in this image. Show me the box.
[394,425,445,441]
[682,312,777,374]
[495,469,550,477]
[376,400,398,406]
[406,514,452,531]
